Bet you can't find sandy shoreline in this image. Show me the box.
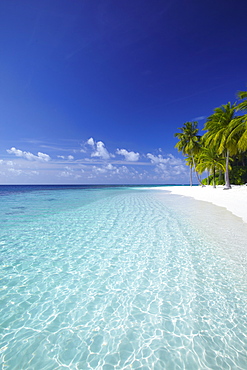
[156,185,247,224]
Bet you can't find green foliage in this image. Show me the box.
[236,90,247,112]
[196,147,226,174]
[201,175,225,186]
[174,121,202,185]
[233,91,247,152]
[197,163,247,186]
[174,88,247,186]
[229,166,247,185]
[174,121,200,157]
[203,102,237,155]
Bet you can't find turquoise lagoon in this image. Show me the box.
[0,185,247,369]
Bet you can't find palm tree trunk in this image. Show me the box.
[190,165,193,186]
[213,167,216,188]
[192,155,203,185]
[195,169,203,185]
[219,169,222,184]
[224,150,231,189]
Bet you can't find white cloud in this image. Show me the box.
[60,171,72,177]
[57,155,74,160]
[58,166,83,179]
[153,161,187,178]
[92,165,107,174]
[147,153,169,164]
[92,163,116,174]
[116,148,140,161]
[89,163,131,178]
[85,138,115,160]
[37,152,51,162]
[8,168,23,176]
[172,165,188,176]
[105,163,114,170]
[146,153,187,180]
[3,141,189,184]
[87,137,95,147]
[7,148,22,157]
[154,163,169,173]
[91,141,113,160]
[147,153,184,166]
[7,147,51,162]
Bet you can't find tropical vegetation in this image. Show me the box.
[174,121,201,186]
[174,88,247,188]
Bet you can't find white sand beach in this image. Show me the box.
[160,185,247,224]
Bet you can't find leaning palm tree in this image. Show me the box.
[203,102,237,189]
[229,90,247,153]
[174,121,201,186]
[196,147,226,188]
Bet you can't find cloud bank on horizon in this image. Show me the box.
[0,137,189,184]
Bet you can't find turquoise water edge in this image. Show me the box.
[0,185,247,369]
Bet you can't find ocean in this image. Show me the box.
[0,185,247,369]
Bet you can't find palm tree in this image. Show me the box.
[203,102,237,189]
[236,90,247,111]
[229,90,247,152]
[196,147,226,188]
[184,155,194,186]
[174,121,201,186]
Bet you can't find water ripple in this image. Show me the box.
[0,189,247,369]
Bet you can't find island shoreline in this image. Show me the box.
[155,185,247,224]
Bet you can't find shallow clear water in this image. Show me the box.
[0,186,247,369]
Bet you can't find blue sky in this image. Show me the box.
[1,0,247,184]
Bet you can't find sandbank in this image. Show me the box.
[158,185,247,224]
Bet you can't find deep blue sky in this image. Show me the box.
[1,0,247,184]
